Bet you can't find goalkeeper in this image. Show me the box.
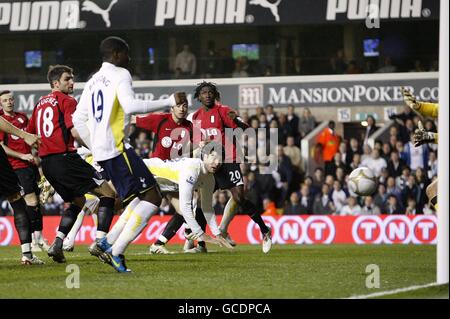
[402,87,438,209]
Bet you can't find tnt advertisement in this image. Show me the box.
[0,215,437,246]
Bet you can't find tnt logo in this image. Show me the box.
[0,217,14,246]
[246,216,335,244]
[352,215,437,244]
[239,85,263,108]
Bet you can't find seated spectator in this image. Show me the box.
[404,132,429,172]
[284,192,302,215]
[384,194,404,214]
[389,104,415,126]
[408,172,427,212]
[387,151,406,178]
[374,183,388,210]
[298,184,314,214]
[363,115,378,145]
[401,175,419,208]
[312,167,325,190]
[361,149,387,178]
[299,107,316,138]
[265,104,278,124]
[339,196,362,216]
[395,140,409,163]
[427,151,438,180]
[339,141,351,169]
[396,166,411,191]
[399,119,416,143]
[405,197,418,215]
[276,114,290,145]
[386,176,402,202]
[313,184,336,215]
[284,136,302,171]
[361,196,381,215]
[347,137,362,161]
[214,191,229,215]
[325,174,335,188]
[335,167,346,186]
[249,106,264,123]
[246,171,264,213]
[304,176,319,199]
[326,152,346,177]
[332,180,347,213]
[286,104,300,145]
[258,113,269,129]
[361,144,372,163]
[378,167,390,185]
[381,142,392,161]
[349,153,362,173]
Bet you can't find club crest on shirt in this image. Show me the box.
[161,136,173,148]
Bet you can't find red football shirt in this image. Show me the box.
[28,91,76,157]
[0,112,33,170]
[136,113,192,160]
[192,103,239,161]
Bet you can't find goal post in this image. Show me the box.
[437,0,449,285]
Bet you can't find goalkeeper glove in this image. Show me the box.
[38,176,55,205]
[402,87,422,111]
[413,121,438,146]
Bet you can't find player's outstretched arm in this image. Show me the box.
[117,73,186,114]
[402,87,439,118]
[0,141,34,162]
[0,117,39,148]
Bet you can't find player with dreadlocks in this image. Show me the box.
[190,81,272,253]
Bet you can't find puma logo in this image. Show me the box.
[82,0,118,27]
[249,0,282,22]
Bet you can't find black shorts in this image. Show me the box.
[15,166,40,195]
[0,147,22,197]
[41,152,104,202]
[214,162,244,191]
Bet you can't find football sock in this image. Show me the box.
[219,197,238,233]
[112,200,159,256]
[195,207,207,232]
[156,213,185,245]
[106,197,140,245]
[155,235,168,246]
[96,197,115,239]
[11,198,32,245]
[25,205,40,233]
[54,231,65,249]
[21,243,32,259]
[241,200,270,234]
[64,210,85,247]
[58,203,82,236]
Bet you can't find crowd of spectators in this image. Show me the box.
[0,102,438,217]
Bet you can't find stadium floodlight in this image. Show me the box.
[437,0,449,285]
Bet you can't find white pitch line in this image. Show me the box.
[347,282,441,299]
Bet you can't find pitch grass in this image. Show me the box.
[0,244,442,299]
